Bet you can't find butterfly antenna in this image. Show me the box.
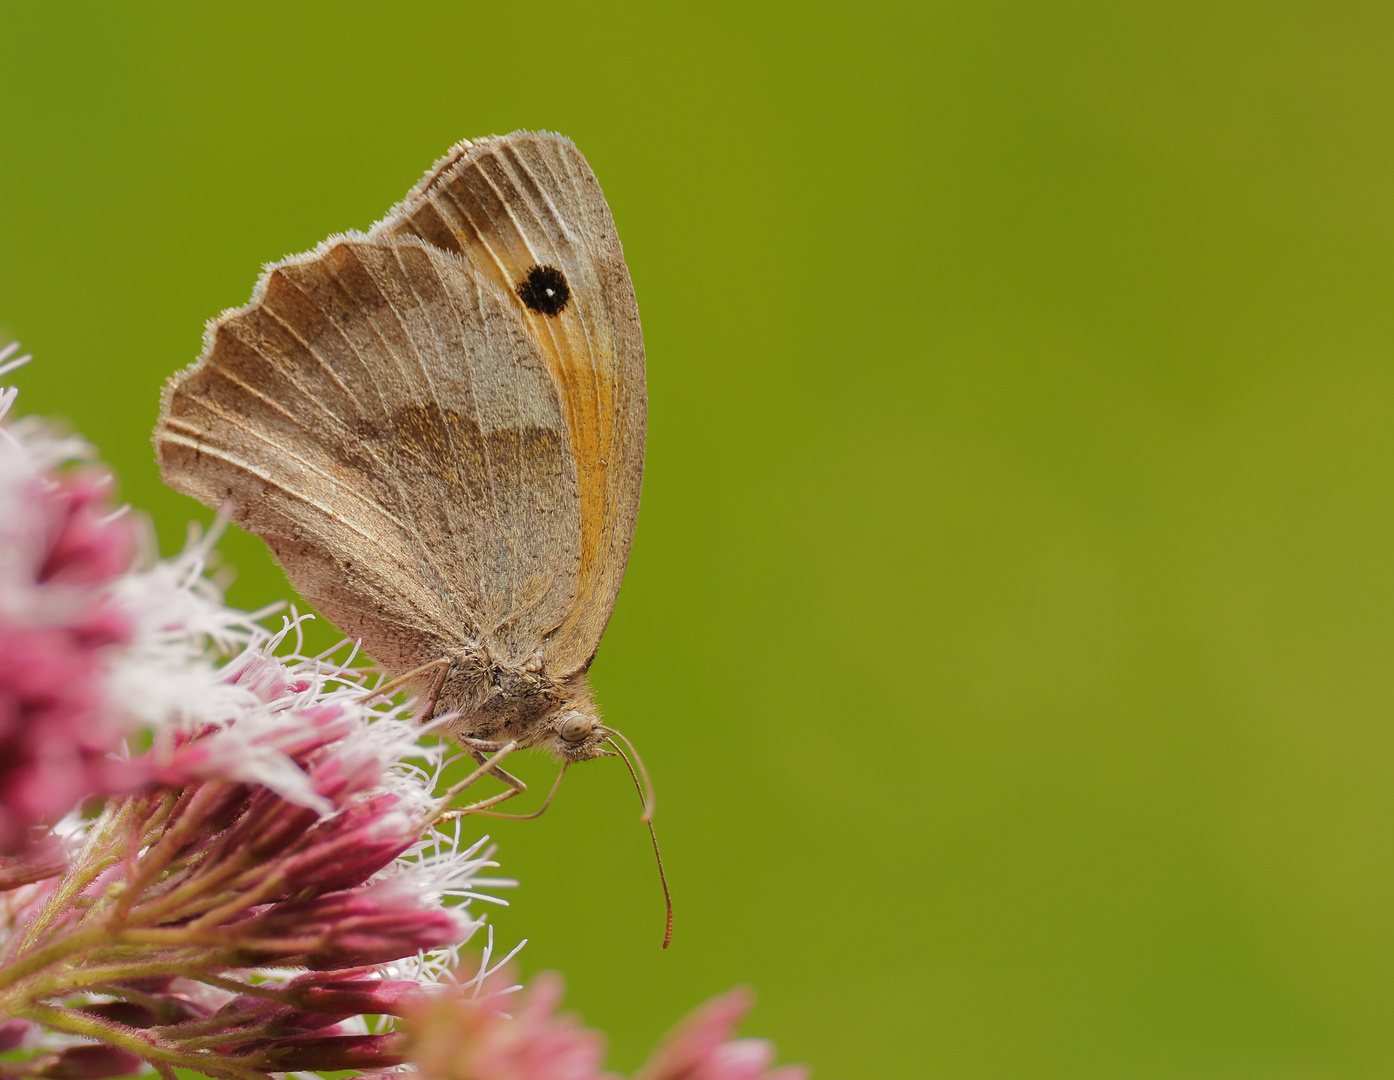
[608,727,656,822]
[607,732,673,949]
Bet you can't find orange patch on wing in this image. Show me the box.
[390,144,619,645]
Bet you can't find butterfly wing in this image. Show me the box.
[155,233,583,672]
[379,131,647,676]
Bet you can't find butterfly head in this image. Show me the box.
[548,707,612,761]
[531,672,610,760]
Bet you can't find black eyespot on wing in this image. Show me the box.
[517,265,570,316]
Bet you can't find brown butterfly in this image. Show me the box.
[153,133,664,936]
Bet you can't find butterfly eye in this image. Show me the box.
[559,713,594,743]
[517,265,570,316]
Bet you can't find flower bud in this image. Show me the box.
[207,994,347,1038]
[283,978,427,1018]
[234,882,469,969]
[222,788,321,863]
[250,1032,407,1071]
[633,988,808,1080]
[0,459,136,853]
[36,1045,144,1080]
[0,1019,30,1052]
[402,971,608,1080]
[0,834,68,890]
[146,705,359,819]
[225,651,297,703]
[275,705,359,763]
[305,748,386,805]
[80,994,204,1027]
[78,1002,157,1028]
[276,794,419,895]
[37,473,135,586]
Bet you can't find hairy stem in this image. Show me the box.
[8,797,135,959]
[21,1002,269,1080]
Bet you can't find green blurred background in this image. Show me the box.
[5,1,1394,1075]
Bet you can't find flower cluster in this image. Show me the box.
[0,349,806,1080]
[0,343,138,854]
[0,587,509,1075]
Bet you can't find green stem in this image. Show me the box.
[156,1008,270,1041]
[115,784,227,917]
[181,869,288,934]
[0,922,108,998]
[130,842,263,926]
[42,949,229,993]
[8,798,135,958]
[20,1002,270,1080]
[170,968,291,1001]
[177,1024,293,1051]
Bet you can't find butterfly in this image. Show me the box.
[154,130,650,802]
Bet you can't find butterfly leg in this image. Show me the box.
[466,748,527,792]
[357,657,451,721]
[439,736,571,820]
[438,748,529,816]
[446,786,524,817]
[429,741,521,823]
[456,762,569,821]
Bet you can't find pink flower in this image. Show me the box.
[279,974,432,1017]
[274,792,422,895]
[0,492,504,1080]
[0,417,138,851]
[633,989,807,1080]
[404,971,609,1080]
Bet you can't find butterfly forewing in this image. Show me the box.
[381,132,647,674]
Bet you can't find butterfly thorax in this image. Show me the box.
[430,643,611,761]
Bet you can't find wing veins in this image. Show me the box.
[372,245,473,599]
[159,431,392,544]
[318,248,456,602]
[170,402,411,534]
[456,257,511,621]
[499,141,579,245]
[257,303,391,471]
[202,355,354,453]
